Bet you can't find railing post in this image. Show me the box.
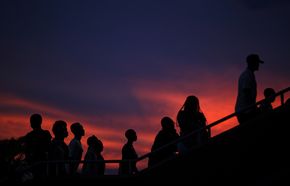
[281,94,285,105]
[128,160,132,175]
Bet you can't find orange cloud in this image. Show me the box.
[1,79,289,172]
[130,79,239,136]
[0,94,155,170]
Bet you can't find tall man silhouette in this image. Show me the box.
[235,54,264,124]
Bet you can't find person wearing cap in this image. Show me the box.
[235,54,264,124]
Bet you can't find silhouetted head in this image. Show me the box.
[87,135,103,153]
[264,88,276,103]
[125,129,137,142]
[30,113,42,129]
[52,120,68,139]
[70,122,85,138]
[246,54,264,71]
[87,135,98,147]
[161,116,175,131]
[183,95,200,113]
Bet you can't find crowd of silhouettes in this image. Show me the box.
[22,116,107,178]
[17,53,284,180]
[21,96,212,179]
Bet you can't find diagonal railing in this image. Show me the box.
[14,87,290,179]
[134,86,290,172]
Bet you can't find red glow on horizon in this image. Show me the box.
[1,83,289,171]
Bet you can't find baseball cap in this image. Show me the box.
[246,54,264,64]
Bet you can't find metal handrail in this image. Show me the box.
[136,86,290,163]
[23,87,290,176]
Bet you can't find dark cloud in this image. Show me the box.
[241,0,290,10]
[1,0,290,129]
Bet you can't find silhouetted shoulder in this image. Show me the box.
[24,129,52,153]
[122,143,138,159]
[43,129,52,139]
[25,129,51,139]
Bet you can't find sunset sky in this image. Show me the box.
[0,0,290,171]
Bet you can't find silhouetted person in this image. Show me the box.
[259,88,276,112]
[177,95,209,151]
[148,116,179,167]
[68,122,85,174]
[23,113,51,178]
[119,129,138,175]
[82,135,105,176]
[48,120,69,176]
[235,54,264,124]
